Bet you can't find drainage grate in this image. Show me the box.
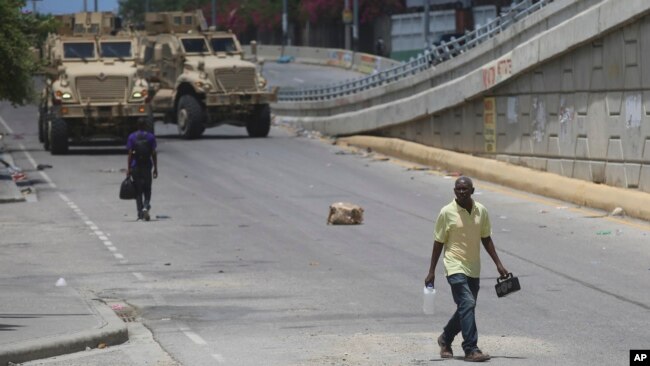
[109,302,138,323]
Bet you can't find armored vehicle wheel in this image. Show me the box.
[49,118,69,155]
[38,108,46,143]
[43,127,50,151]
[246,104,271,138]
[177,95,205,139]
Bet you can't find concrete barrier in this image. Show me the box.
[243,44,401,74]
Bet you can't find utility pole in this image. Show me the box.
[212,0,217,28]
[94,0,98,11]
[353,0,359,51]
[282,0,288,54]
[423,0,430,47]
[83,0,87,12]
[344,0,351,50]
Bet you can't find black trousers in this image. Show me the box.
[132,166,152,215]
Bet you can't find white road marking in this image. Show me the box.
[58,193,70,202]
[107,246,117,252]
[103,241,113,246]
[181,329,208,345]
[293,77,305,83]
[0,114,14,134]
[132,272,145,281]
[114,253,124,259]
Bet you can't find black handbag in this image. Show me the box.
[495,273,521,298]
[119,176,136,200]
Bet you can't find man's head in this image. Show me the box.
[136,117,148,131]
[454,176,474,204]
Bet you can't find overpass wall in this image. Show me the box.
[377,7,650,192]
[276,0,650,193]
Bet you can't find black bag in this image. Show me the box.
[133,132,151,165]
[119,176,136,200]
[495,273,521,298]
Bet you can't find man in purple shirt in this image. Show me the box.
[126,118,158,221]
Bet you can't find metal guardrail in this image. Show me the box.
[278,0,552,102]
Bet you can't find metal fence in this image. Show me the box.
[278,0,552,102]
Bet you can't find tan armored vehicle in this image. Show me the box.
[142,11,276,139]
[38,12,150,154]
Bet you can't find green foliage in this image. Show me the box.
[0,0,56,105]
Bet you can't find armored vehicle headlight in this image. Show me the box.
[61,92,72,100]
[60,79,69,87]
[200,72,208,79]
[132,90,147,99]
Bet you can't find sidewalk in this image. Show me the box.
[0,284,128,365]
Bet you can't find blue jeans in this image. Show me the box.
[441,273,480,355]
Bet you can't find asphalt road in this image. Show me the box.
[2,71,650,365]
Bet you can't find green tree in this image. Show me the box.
[0,0,55,105]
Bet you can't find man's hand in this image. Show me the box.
[424,272,435,287]
[497,264,509,278]
[153,168,158,179]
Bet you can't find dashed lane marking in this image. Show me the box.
[181,328,208,345]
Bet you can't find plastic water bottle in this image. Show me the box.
[423,285,436,315]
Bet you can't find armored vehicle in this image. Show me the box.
[38,12,150,154]
[142,11,276,139]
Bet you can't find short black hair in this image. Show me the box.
[455,176,473,187]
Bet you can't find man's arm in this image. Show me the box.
[424,240,444,287]
[127,150,133,176]
[152,149,158,179]
[481,236,508,278]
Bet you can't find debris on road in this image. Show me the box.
[36,164,53,170]
[609,207,625,217]
[596,230,612,235]
[55,277,67,287]
[327,202,364,225]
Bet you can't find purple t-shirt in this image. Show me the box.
[126,130,157,168]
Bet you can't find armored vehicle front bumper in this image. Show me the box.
[55,103,148,120]
[205,91,277,106]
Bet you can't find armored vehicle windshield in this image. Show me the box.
[209,37,237,53]
[180,38,210,54]
[100,41,132,59]
[63,42,96,60]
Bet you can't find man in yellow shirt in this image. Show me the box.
[425,176,508,362]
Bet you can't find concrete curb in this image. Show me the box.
[339,136,650,222]
[0,297,128,365]
[0,151,26,204]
